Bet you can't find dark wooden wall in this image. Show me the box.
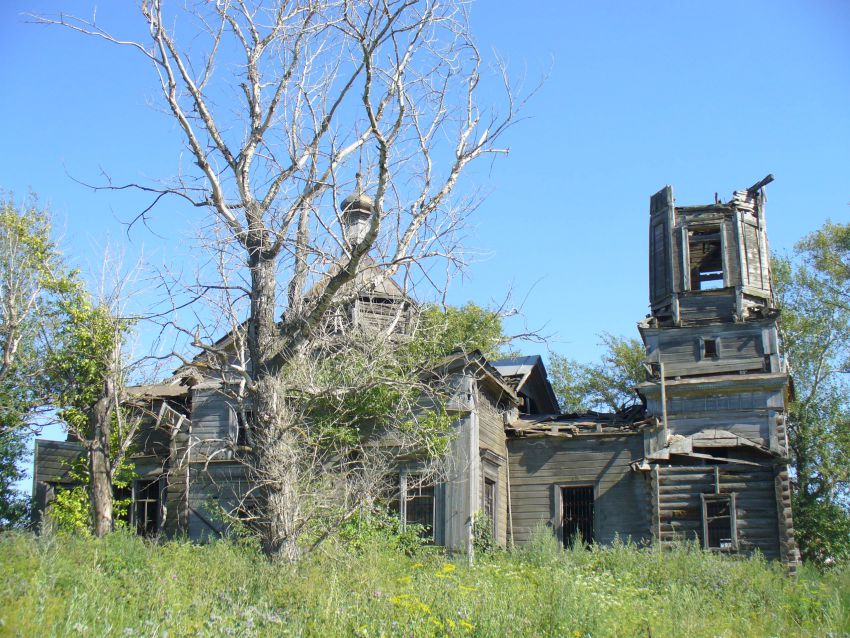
[507,434,651,546]
[477,391,509,546]
[31,440,84,526]
[652,459,781,559]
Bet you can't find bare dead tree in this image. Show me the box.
[39,0,529,559]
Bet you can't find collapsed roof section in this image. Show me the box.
[506,404,655,438]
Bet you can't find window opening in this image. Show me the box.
[235,410,253,447]
[483,477,496,536]
[703,338,718,359]
[405,483,435,541]
[562,485,594,547]
[688,228,724,290]
[133,479,160,537]
[519,393,536,415]
[701,493,737,550]
[114,485,132,526]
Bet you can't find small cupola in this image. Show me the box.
[341,173,373,244]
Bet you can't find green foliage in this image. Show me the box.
[283,303,503,456]
[1,531,848,637]
[472,512,496,554]
[793,495,850,565]
[0,194,75,529]
[797,221,850,289]
[410,302,506,362]
[774,223,850,564]
[48,293,129,435]
[49,486,91,536]
[47,453,134,535]
[337,508,427,556]
[291,339,455,458]
[549,333,646,413]
[0,429,28,529]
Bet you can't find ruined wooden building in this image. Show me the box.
[32,178,798,565]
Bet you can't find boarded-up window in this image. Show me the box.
[701,493,737,550]
[562,485,594,547]
[688,227,723,290]
[741,222,766,289]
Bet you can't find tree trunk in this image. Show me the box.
[246,234,303,560]
[88,376,115,537]
[247,234,279,375]
[263,428,302,563]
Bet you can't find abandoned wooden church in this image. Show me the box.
[32,178,799,566]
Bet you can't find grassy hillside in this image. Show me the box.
[1,529,848,637]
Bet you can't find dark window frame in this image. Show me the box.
[398,472,436,542]
[483,476,497,538]
[700,492,738,551]
[701,336,720,360]
[132,478,161,538]
[230,406,254,449]
[560,484,595,548]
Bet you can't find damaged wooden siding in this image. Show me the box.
[655,461,780,559]
[507,434,651,546]
[31,440,85,526]
[642,322,776,378]
[189,387,235,461]
[477,391,509,546]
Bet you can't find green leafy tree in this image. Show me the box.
[0,429,28,528]
[549,334,646,413]
[773,225,850,564]
[46,274,141,538]
[0,194,74,528]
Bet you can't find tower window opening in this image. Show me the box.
[688,228,724,290]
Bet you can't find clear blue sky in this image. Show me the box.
[2,2,849,468]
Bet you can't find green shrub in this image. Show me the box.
[337,508,427,555]
[472,512,495,554]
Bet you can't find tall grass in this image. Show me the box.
[1,528,847,637]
